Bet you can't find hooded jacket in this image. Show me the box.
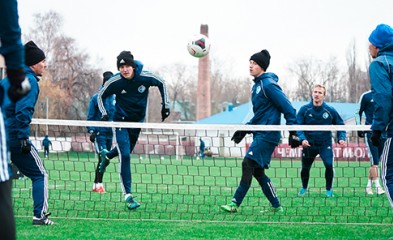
[87,87,115,134]
[370,42,393,137]
[247,72,297,144]
[97,60,170,122]
[0,66,39,146]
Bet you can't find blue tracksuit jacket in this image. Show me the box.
[297,101,346,144]
[370,42,393,137]
[247,72,297,145]
[355,90,374,126]
[1,66,39,146]
[97,60,170,122]
[87,88,115,135]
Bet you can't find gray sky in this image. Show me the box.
[18,0,393,79]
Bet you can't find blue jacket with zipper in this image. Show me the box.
[248,72,297,144]
[0,66,39,146]
[370,42,393,137]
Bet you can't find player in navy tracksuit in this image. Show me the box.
[368,24,393,210]
[355,90,385,195]
[1,41,55,225]
[97,51,170,210]
[297,84,346,198]
[87,71,115,193]
[221,49,299,213]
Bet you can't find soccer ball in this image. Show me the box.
[187,34,211,58]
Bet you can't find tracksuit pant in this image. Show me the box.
[112,127,141,195]
[94,134,113,183]
[381,138,393,210]
[10,145,49,218]
[301,143,334,191]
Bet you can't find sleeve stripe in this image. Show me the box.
[97,75,121,115]
[141,71,170,108]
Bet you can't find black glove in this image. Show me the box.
[20,139,32,154]
[357,131,365,138]
[288,131,301,148]
[101,114,109,121]
[161,108,170,122]
[371,130,382,146]
[89,131,96,143]
[231,131,250,144]
[7,69,31,102]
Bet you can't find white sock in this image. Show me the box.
[96,183,103,188]
[367,180,372,188]
[93,183,97,189]
[124,193,132,201]
[373,180,381,188]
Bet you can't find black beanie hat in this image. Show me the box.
[250,49,271,71]
[102,71,113,85]
[24,40,46,66]
[116,51,135,69]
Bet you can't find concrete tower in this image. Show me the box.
[196,24,211,120]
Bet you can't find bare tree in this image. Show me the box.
[149,58,251,122]
[289,57,342,102]
[148,63,197,122]
[345,40,369,103]
[25,11,101,119]
[209,58,250,114]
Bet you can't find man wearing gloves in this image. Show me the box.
[368,23,393,210]
[97,50,170,210]
[1,40,55,225]
[220,49,299,213]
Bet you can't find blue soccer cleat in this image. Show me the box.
[98,149,109,173]
[126,194,140,210]
[298,188,307,197]
[326,190,334,198]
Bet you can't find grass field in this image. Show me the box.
[15,217,393,239]
[12,151,393,239]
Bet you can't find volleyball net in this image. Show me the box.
[12,119,393,224]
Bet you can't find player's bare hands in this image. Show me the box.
[338,140,346,147]
[302,140,311,148]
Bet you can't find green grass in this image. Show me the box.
[13,152,393,238]
[15,217,393,240]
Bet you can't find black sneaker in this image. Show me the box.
[33,212,55,225]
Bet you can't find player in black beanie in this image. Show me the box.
[24,40,46,66]
[97,49,171,210]
[116,51,135,69]
[250,49,271,71]
[1,39,55,225]
[221,48,298,214]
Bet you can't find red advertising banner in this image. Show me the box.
[273,143,370,161]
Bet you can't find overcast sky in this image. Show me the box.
[17,0,393,80]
